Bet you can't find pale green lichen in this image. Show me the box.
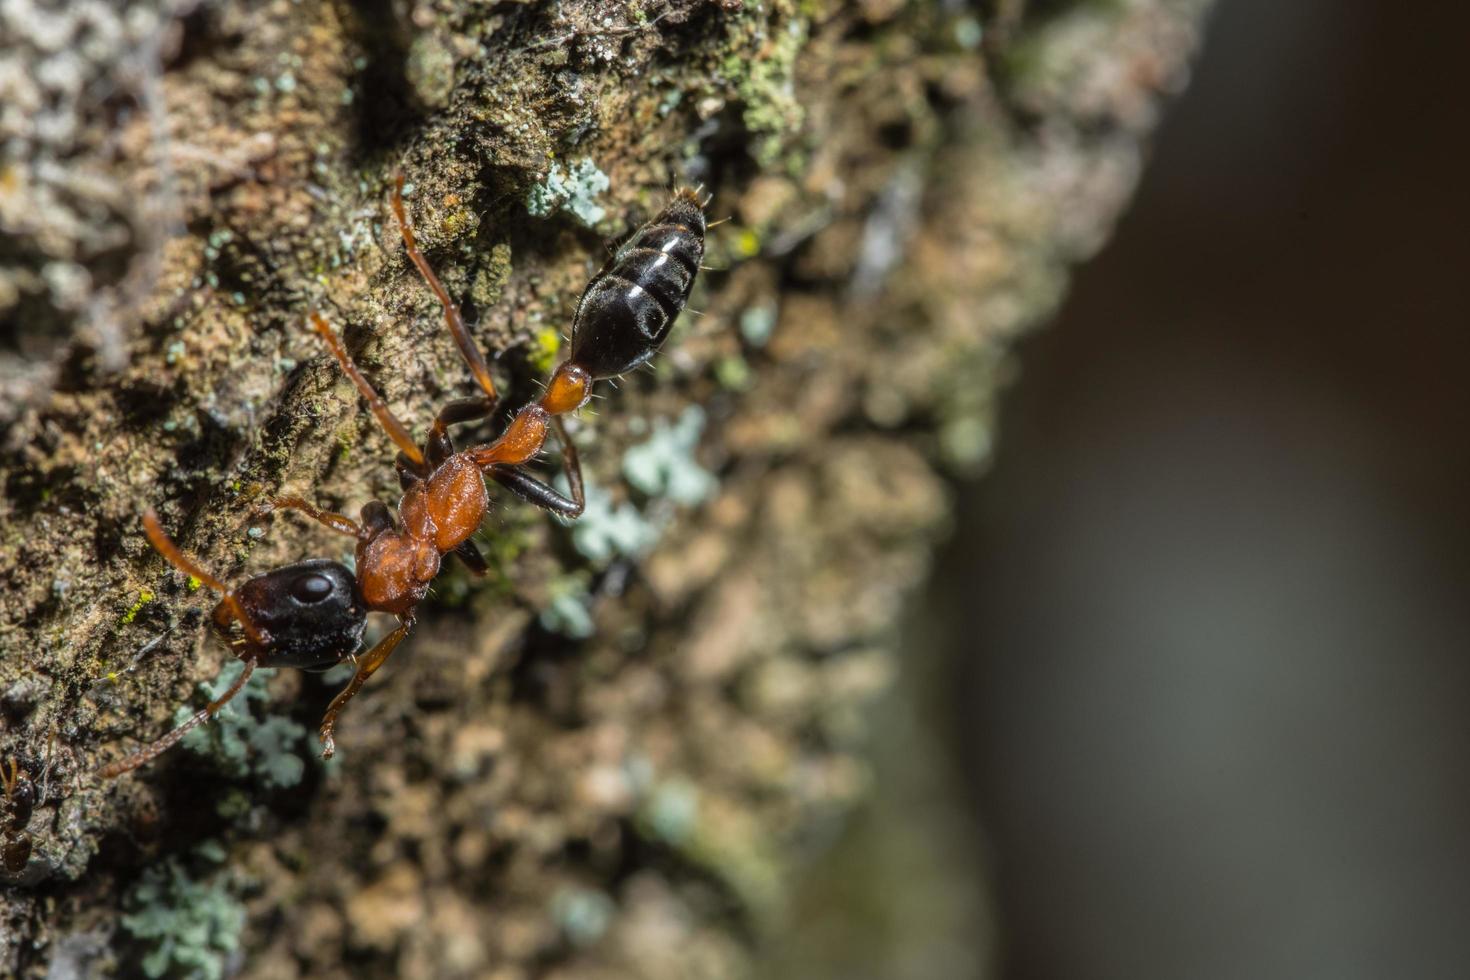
[175,661,310,788]
[561,410,716,566]
[739,302,778,347]
[525,158,610,227]
[568,478,661,565]
[121,843,245,980]
[470,242,514,309]
[639,777,700,846]
[714,353,752,390]
[720,18,810,167]
[621,406,716,506]
[953,15,983,51]
[549,886,616,947]
[405,33,456,108]
[539,575,596,638]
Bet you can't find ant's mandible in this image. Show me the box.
[99,176,708,776]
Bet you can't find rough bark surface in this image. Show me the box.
[0,0,1209,976]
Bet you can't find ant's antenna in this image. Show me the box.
[142,509,267,647]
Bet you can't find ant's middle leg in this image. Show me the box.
[426,395,498,468]
[491,468,582,518]
[451,540,489,576]
[270,496,364,538]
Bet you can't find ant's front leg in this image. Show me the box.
[318,616,413,760]
[491,419,585,518]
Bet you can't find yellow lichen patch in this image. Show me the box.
[121,589,156,625]
[529,326,562,376]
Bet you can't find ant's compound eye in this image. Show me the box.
[291,573,335,603]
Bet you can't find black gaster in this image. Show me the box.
[227,560,367,670]
[619,247,695,313]
[568,190,706,380]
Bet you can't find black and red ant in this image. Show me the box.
[2,756,36,874]
[99,176,708,777]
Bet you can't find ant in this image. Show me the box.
[2,756,36,874]
[99,176,708,777]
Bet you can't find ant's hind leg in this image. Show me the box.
[390,174,499,403]
[551,418,585,514]
[488,417,585,518]
[98,657,257,778]
[492,467,583,519]
[492,469,581,518]
[318,618,412,760]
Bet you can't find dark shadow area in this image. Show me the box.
[948,1,1470,978]
[338,0,423,158]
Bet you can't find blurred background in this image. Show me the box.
[777,0,1470,977]
[957,0,1470,977]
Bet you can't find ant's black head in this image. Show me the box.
[222,560,367,670]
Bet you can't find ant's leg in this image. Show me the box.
[395,452,425,491]
[360,501,396,540]
[309,312,427,472]
[271,496,363,538]
[493,415,585,516]
[451,540,488,576]
[426,396,497,468]
[491,467,583,518]
[317,618,412,760]
[390,174,499,403]
[142,510,267,648]
[550,417,584,514]
[97,656,257,778]
[478,414,585,516]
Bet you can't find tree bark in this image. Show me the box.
[0,0,1210,976]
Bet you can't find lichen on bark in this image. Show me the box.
[0,0,1211,976]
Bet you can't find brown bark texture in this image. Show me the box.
[0,0,1209,976]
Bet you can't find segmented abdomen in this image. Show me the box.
[569,190,706,379]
